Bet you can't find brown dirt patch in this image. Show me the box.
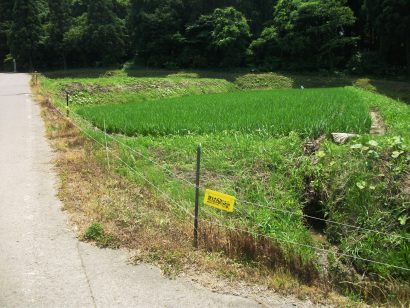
[402,171,410,200]
[61,79,222,96]
[370,108,386,135]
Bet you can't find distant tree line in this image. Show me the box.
[0,0,409,74]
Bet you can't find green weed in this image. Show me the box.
[84,222,114,248]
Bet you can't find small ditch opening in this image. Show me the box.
[303,200,326,232]
[303,179,326,232]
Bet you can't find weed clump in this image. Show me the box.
[84,223,114,248]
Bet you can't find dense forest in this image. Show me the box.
[0,0,409,74]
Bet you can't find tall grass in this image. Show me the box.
[77,87,372,138]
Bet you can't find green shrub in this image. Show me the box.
[84,223,105,241]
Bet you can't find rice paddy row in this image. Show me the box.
[77,87,372,138]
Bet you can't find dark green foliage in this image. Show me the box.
[84,222,114,247]
[251,0,357,70]
[62,14,87,67]
[112,0,130,19]
[0,0,409,72]
[185,7,251,67]
[47,0,71,69]
[0,0,14,70]
[84,222,105,241]
[85,0,127,65]
[249,27,281,70]
[128,0,185,67]
[364,0,410,73]
[8,0,43,69]
[232,0,277,35]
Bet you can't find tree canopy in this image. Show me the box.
[0,0,408,74]
[8,0,43,69]
[251,0,357,70]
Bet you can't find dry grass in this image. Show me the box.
[36,88,195,258]
[200,222,318,283]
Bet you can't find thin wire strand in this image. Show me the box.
[197,165,410,241]
[238,200,410,241]
[52,104,410,273]
[84,117,197,188]
[68,107,410,241]
[201,218,410,272]
[52,105,195,219]
[200,147,410,241]
[61,107,196,189]
[113,152,195,219]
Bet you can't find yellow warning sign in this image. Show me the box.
[204,189,235,212]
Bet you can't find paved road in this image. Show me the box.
[0,74,310,308]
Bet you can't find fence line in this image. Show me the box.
[239,200,410,241]
[61,107,197,189]
[201,219,410,272]
[49,101,410,273]
[190,146,410,241]
[66,104,410,241]
[51,104,196,220]
[96,124,197,189]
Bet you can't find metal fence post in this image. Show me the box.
[194,145,202,248]
[66,92,70,117]
[103,119,111,169]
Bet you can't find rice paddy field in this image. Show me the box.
[39,69,410,304]
[77,88,372,137]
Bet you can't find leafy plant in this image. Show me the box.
[84,222,114,248]
[84,222,105,241]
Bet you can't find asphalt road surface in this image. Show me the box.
[0,73,313,308]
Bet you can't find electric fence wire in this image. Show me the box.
[51,104,196,220]
[238,200,410,241]
[201,218,410,272]
[82,115,198,189]
[68,106,410,241]
[200,146,410,241]
[52,102,410,272]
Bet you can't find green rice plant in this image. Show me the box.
[77,87,372,138]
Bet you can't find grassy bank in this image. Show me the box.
[37,68,410,305]
[41,73,236,106]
